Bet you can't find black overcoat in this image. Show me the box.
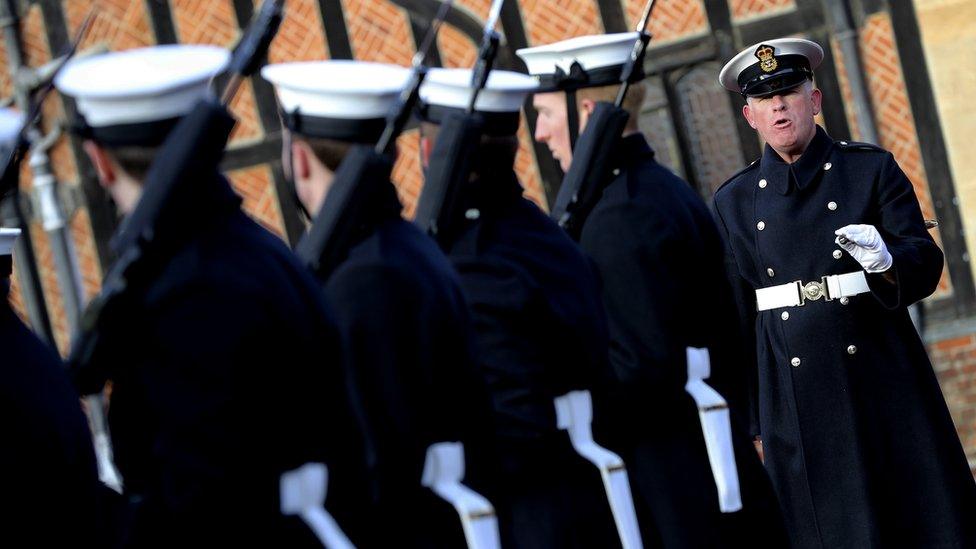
[72,175,359,547]
[713,125,976,548]
[441,158,621,549]
[578,133,787,548]
[1,283,102,546]
[320,178,495,548]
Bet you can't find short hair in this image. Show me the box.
[419,121,519,166]
[576,81,647,132]
[103,145,158,181]
[292,135,353,172]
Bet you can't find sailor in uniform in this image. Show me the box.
[518,34,787,548]
[414,68,623,549]
[56,45,355,546]
[715,37,976,548]
[263,59,498,548]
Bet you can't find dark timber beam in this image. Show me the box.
[232,0,307,245]
[499,0,564,207]
[597,0,628,33]
[702,0,763,162]
[145,0,178,45]
[886,0,975,316]
[318,0,354,59]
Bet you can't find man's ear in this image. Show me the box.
[291,139,312,181]
[811,87,823,117]
[578,97,599,132]
[82,140,116,186]
[742,103,758,129]
[579,97,597,117]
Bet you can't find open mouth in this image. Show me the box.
[773,117,792,130]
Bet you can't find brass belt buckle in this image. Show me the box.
[796,277,832,305]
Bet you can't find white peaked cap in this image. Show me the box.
[719,38,823,96]
[262,60,411,120]
[516,32,641,87]
[0,108,24,147]
[419,68,538,113]
[0,228,21,256]
[55,44,229,127]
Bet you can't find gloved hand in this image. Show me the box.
[835,224,893,273]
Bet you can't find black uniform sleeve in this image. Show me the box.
[713,199,762,437]
[866,153,945,309]
[583,200,685,392]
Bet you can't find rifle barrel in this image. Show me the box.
[375,0,455,154]
[614,0,657,107]
[414,0,454,67]
[637,0,656,33]
[485,0,504,32]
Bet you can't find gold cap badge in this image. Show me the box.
[755,44,778,73]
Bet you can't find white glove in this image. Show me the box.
[835,224,893,273]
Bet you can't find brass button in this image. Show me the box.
[833,250,843,259]
[758,178,767,189]
[781,311,790,320]
[612,169,621,176]
[791,357,801,367]
[767,267,775,277]
[824,162,832,171]
[840,297,850,305]
[465,208,481,220]
[828,201,838,211]
[757,221,766,231]
[847,345,857,355]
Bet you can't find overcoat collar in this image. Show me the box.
[760,125,833,195]
[619,132,656,169]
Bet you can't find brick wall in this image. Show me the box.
[928,329,976,472]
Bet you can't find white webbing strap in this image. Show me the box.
[85,394,123,493]
[685,348,742,513]
[280,463,355,549]
[826,270,870,298]
[421,442,501,549]
[755,281,802,311]
[755,270,870,311]
[555,390,643,549]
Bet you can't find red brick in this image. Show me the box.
[730,0,795,21]
[935,335,976,352]
[626,0,708,42]
[226,164,287,239]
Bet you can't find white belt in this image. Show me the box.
[755,271,870,311]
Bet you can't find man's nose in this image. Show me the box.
[770,95,787,110]
[534,120,548,142]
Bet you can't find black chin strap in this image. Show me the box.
[566,88,580,151]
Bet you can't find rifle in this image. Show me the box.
[549,0,657,241]
[0,9,95,349]
[412,0,505,247]
[69,0,285,383]
[294,0,453,279]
